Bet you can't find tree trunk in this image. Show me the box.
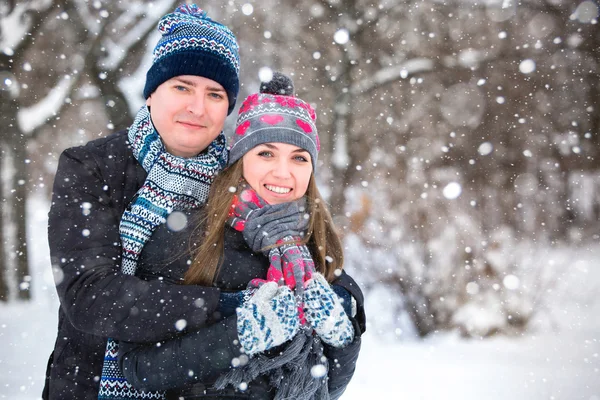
[11,135,31,301]
[89,62,133,131]
[329,61,354,218]
[0,3,47,302]
[0,143,8,302]
[0,49,19,300]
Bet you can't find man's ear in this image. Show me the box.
[146,96,151,107]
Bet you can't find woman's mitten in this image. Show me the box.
[304,273,355,348]
[236,282,300,356]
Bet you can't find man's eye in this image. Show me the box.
[175,85,188,91]
[209,92,225,100]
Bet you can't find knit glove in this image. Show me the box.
[304,273,355,348]
[236,282,300,356]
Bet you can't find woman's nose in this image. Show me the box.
[272,159,292,178]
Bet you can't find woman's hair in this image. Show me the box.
[184,158,344,286]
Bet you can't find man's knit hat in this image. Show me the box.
[143,4,240,115]
[229,72,320,170]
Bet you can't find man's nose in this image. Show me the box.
[187,94,205,115]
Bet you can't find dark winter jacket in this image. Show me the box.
[43,129,365,399]
[43,131,223,399]
[118,217,366,399]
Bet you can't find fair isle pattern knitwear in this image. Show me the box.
[143,4,240,114]
[97,105,228,400]
[98,340,164,400]
[303,273,355,348]
[228,72,320,169]
[236,282,301,356]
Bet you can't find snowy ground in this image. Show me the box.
[0,197,598,399]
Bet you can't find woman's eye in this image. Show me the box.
[294,155,308,162]
[257,151,273,158]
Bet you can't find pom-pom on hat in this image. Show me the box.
[229,72,320,170]
[143,4,240,115]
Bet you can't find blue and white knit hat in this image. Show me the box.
[229,72,320,170]
[143,4,240,114]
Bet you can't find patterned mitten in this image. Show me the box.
[304,273,355,348]
[236,282,300,356]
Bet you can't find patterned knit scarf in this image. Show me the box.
[98,105,228,400]
[215,187,330,400]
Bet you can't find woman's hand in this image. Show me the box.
[303,273,355,348]
[236,282,300,356]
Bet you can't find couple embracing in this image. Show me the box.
[44,4,365,400]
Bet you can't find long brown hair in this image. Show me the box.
[184,159,344,286]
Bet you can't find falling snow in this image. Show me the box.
[1,1,599,399]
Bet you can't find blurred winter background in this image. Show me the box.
[1,0,599,399]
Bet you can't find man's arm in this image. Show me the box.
[118,316,242,390]
[324,318,362,400]
[325,271,366,399]
[49,145,220,343]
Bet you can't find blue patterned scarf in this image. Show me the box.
[98,105,228,400]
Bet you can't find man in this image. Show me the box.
[43,4,240,398]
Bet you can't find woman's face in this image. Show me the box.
[242,142,313,205]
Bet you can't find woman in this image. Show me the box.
[117,73,366,399]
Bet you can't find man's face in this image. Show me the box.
[146,75,229,158]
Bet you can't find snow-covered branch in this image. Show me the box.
[17,74,76,134]
[351,58,435,95]
[0,0,52,52]
[101,1,175,70]
[71,0,99,34]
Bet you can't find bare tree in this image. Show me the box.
[1,1,55,300]
[0,0,175,300]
